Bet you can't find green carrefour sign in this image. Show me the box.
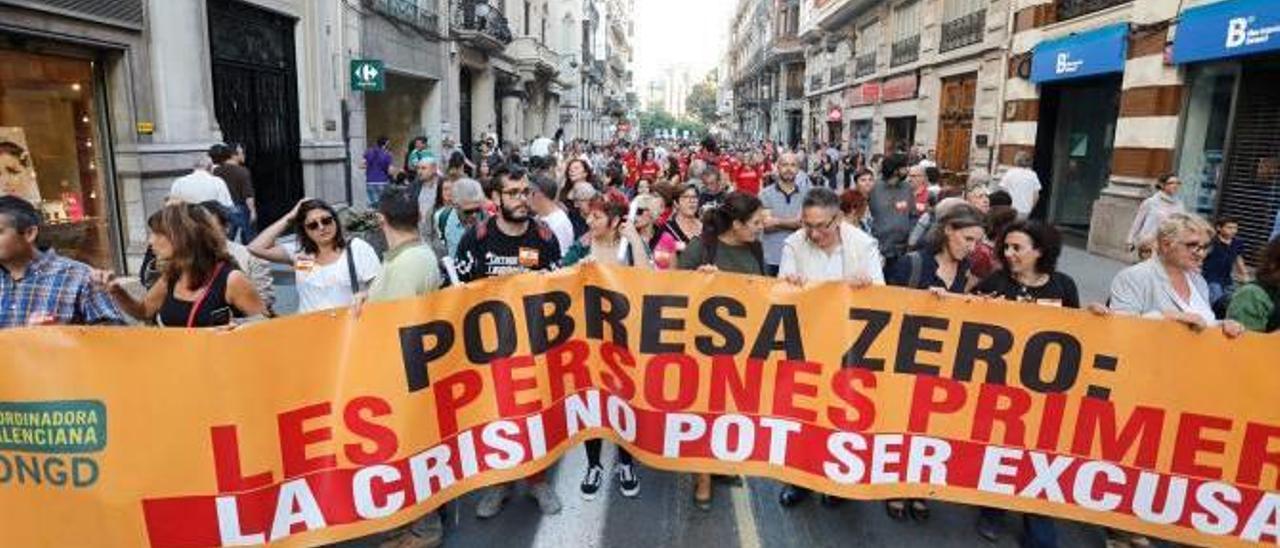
[351,59,385,92]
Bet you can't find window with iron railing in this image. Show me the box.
[891,1,920,67]
[939,8,985,53]
[855,53,877,77]
[891,35,920,67]
[1055,0,1132,22]
[830,65,847,86]
[810,73,824,91]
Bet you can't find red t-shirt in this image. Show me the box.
[623,154,639,187]
[638,161,661,183]
[734,166,763,195]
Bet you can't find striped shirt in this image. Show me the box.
[0,251,124,329]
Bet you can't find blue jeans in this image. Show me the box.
[231,204,257,244]
[366,182,389,207]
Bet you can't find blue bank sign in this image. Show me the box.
[1031,24,1129,83]
[1173,0,1280,64]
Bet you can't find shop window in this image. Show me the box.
[0,49,113,269]
[1176,64,1238,219]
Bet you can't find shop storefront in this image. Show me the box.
[1030,24,1127,231]
[0,44,119,270]
[1172,0,1280,257]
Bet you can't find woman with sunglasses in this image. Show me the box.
[560,191,652,502]
[631,193,680,270]
[249,198,381,314]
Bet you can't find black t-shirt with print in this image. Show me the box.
[454,216,562,282]
[973,271,1081,309]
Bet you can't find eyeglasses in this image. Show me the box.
[501,188,532,199]
[304,216,335,231]
[635,208,650,216]
[1180,240,1211,254]
[459,207,483,218]
[802,217,838,232]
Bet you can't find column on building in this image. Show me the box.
[472,66,497,143]
[1089,17,1182,258]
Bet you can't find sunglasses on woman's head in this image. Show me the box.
[305,216,335,231]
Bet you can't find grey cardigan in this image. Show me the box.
[1109,258,1211,319]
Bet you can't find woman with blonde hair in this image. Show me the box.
[1110,212,1244,337]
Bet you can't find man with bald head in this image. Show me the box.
[759,152,810,276]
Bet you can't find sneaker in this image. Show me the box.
[581,464,605,500]
[475,484,511,519]
[617,463,640,498]
[529,481,563,515]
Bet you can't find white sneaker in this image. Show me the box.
[580,464,604,500]
[617,463,640,498]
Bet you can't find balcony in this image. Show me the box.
[586,59,606,83]
[939,9,985,53]
[1055,0,1132,22]
[829,65,847,87]
[890,35,920,67]
[450,0,512,51]
[854,53,876,78]
[506,37,560,77]
[365,0,439,36]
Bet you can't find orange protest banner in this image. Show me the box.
[1,265,1278,547]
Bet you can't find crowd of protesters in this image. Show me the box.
[3,132,1279,548]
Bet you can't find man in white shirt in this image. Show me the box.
[529,174,575,256]
[169,156,234,208]
[998,150,1042,219]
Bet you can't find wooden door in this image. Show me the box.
[937,73,977,181]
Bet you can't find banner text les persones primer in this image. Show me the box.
[1,265,1278,547]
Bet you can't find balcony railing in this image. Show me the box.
[1056,0,1132,22]
[450,0,513,47]
[939,9,985,53]
[829,66,847,86]
[890,35,920,67]
[854,53,876,78]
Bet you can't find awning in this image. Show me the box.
[1031,24,1129,83]
[1172,0,1280,64]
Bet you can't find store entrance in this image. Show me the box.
[1034,75,1121,232]
[885,116,916,156]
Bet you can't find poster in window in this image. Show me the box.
[0,127,41,203]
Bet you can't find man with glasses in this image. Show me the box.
[758,153,810,276]
[435,178,487,259]
[454,164,564,519]
[775,186,883,508]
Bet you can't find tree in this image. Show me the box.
[685,80,719,126]
[639,107,707,140]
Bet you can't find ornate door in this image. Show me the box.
[207,0,303,225]
[937,73,976,178]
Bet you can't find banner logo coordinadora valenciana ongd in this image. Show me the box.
[0,400,106,488]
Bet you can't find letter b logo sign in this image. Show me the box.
[1226,18,1248,48]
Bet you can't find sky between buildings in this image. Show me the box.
[633,0,735,89]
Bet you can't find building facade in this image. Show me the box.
[796,0,1011,180]
[0,0,629,273]
[998,0,1280,261]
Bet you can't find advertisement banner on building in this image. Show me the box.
[846,83,881,107]
[1172,0,1280,64]
[1031,24,1129,83]
[1,266,1279,547]
[882,74,919,102]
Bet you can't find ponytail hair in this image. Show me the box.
[698,192,764,270]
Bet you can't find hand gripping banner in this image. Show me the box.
[1,265,1279,547]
